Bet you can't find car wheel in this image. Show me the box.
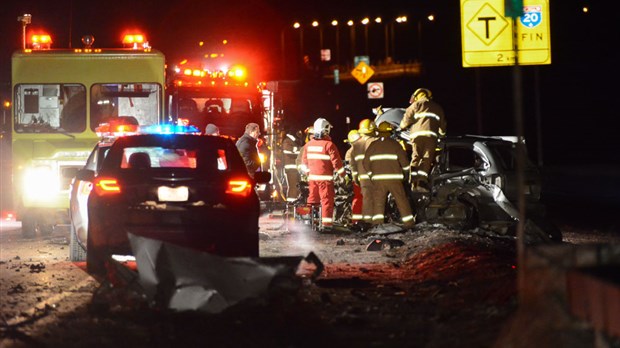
[69,223,87,261]
[86,226,106,275]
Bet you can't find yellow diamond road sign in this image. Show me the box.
[461,0,551,67]
[351,61,374,85]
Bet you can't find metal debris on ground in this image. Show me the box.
[90,233,325,314]
[366,238,405,251]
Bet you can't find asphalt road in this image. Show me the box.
[1,214,619,347]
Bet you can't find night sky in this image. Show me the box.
[1,0,618,167]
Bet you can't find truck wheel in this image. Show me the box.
[39,224,54,236]
[21,215,37,238]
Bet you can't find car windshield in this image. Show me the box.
[489,143,536,170]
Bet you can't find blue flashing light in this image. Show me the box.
[141,124,201,135]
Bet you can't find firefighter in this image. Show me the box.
[344,129,363,225]
[350,119,378,228]
[301,118,345,232]
[282,128,302,203]
[399,88,447,192]
[296,126,314,181]
[363,121,415,229]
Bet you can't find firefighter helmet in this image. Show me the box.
[377,122,394,134]
[411,88,432,102]
[313,118,332,136]
[358,119,377,135]
[304,126,314,143]
[346,129,361,143]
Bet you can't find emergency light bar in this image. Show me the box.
[141,124,200,134]
[30,34,52,50]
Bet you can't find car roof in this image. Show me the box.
[110,133,232,147]
[443,135,519,146]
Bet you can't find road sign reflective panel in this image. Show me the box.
[351,62,374,85]
[460,0,551,67]
[367,82,384,99]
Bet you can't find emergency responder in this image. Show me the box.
[294,126,314,205]
[350,119,378,229]
[282,129,302,203]
[236,122,261,178]
[301,118,345,232]
[363,122,415,229]
[204,123,220,136]
[344,130,363,226]
[399,88,447,192]
[296,126,314,180]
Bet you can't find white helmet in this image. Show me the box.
[313,117,332,136]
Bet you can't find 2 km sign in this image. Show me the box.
[460,0,551,67]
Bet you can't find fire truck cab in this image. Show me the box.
[167,54,281,202]
[10,18,166,236]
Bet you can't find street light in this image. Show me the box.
[417,14,435,61]
[331,20,339,66]
[361,17,369,55]
[293,21,304,63]
[311,20,323,50]
[347,20,355,65]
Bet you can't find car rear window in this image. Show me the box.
[120,146,229,170]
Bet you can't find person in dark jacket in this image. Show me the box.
[236,122,261,178]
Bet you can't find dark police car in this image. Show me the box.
[70,124,270,274]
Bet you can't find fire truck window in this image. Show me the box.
[60,89,86,132]
[231,99,250,113]
[204,99,223,114]
[90,83,161,131]
[178,98,198,117]
[14,84,85,133]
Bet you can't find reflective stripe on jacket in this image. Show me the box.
[362,136,410,181]
[350,135,376,181]
[400,97,447,141]
[301,136,344,181]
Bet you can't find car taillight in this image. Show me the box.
[225,179,252,197]
[94,177,121,196]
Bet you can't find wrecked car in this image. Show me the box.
[70,125,271,274]
[375,108,561,242]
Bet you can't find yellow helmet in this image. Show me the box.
[358,119,377,135]
[377,122,393,134]
[304,126,314,143]
[411,88,432,102]
[346,129,361,143]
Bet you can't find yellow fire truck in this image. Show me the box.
[11,19,166,236]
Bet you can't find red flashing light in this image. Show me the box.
[30,33,52,49]
[122,34,145,45]
[95,123,139,138]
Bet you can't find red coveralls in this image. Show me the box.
[302,136,345,228]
